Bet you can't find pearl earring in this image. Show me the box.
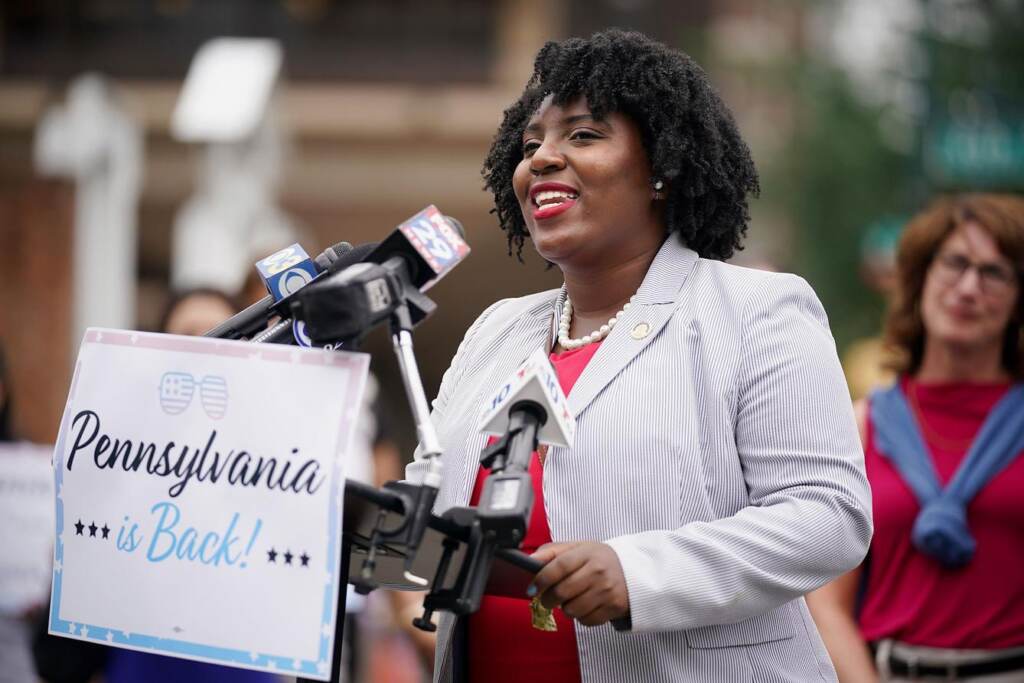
[652,179,664,191]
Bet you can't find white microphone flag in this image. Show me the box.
[480,348,576,448]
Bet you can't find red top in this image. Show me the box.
[859,376,1024,648]
[466,342,602,683]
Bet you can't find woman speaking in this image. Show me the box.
[408,29,872,682]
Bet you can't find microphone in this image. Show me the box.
[254,243,320,347]
[248,242,380,346]
[476,348,576,546]
[255,243,320,302]
[397,349,576,625]
[314,241,356,272]
[284,207,468,590]
[203,240,354,340]
[289,207,469,347]
[364,207,469,292]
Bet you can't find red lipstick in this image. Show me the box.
[528,182,579,221]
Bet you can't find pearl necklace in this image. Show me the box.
[557,294,636,350]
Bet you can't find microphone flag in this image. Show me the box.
[480,348,576,448]
[369,205,471,291]
[253,244,319,347]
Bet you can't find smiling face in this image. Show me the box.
[920,221,1020,355]
[511,96,665,271]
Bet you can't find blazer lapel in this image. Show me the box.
[566,238,698,421]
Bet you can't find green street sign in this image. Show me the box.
[924,118,1024,188]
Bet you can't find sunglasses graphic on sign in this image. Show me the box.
[158,372,229,419]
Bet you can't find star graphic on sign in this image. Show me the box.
[105,631,114,643]
[321,623,332,638]
[267,548,278,563]
[74,519,84,536]
[101,524,110,539]
[317,661,328,675]
[81,626,89,638]
[293,659,302,671]
[53,560,62,573]
[300,552,310,567]
[88,522,98,537]
[283,550,293,565]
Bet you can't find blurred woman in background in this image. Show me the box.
[809,194,1024,682]
[157,287,239,336]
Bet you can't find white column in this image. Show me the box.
[34,73,143,348]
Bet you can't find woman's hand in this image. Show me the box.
[529,541,630,627]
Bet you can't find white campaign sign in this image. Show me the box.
[48,329,369,679]
[0,442,55,614]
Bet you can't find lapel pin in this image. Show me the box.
[630,322,651,340]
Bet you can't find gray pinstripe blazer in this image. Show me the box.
[408,236,872,682]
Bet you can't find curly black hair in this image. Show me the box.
[483,29,759,261]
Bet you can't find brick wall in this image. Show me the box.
[0,179,74,445]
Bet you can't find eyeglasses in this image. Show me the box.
[931,252,1019,295]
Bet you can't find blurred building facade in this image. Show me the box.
[0,0,814,451]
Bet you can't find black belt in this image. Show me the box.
[876,645,1024,679]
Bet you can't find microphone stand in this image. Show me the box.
[408,402,544,627]
[389,306,443,585]
[476,400,546,547]
[347,301,442,600]
[262,266,546,682]
[283,270,448,682]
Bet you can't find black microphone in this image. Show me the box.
[476,348,576,546]
[249,242,380,346]
[203,240,355,340]
[280,208,470,346]
[363,212,468,291]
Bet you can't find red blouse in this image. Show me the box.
[858,377,1024,648]
[466,342,602,682]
